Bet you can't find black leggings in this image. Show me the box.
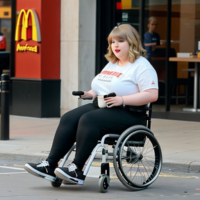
[46,103,146,170]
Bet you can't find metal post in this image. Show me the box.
[0,74,10,140]
[139,0,145,45]
[165,0,172,112]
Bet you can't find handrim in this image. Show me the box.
[113,126,162,190]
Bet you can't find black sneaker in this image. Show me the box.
[24,161,57,182]
[55,163,85,185]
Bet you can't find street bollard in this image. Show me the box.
[0,74,9,140]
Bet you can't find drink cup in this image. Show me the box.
[98,95,107,108]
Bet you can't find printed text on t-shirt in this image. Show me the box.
[100,70,123,78]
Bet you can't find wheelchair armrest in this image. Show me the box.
[128,104,152,112]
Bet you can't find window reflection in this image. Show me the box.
[169,0,200,111]
[115,0,140,32]
[144,0,168,111]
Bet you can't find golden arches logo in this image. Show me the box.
[15,9,41,42]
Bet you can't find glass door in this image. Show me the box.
[144,0,168,111]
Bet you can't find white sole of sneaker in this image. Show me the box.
[55,168,84,185]
[62,180,78,185]
[24,164,57,182]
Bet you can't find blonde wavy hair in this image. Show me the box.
[105,24,146,63]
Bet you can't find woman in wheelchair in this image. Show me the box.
[25,24,159,186]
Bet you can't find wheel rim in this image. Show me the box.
[117,130,162,188]
[103,177,109,190]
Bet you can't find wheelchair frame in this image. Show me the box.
[52,103,162,193]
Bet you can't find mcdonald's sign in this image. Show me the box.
[15,0,60,80]
[15,9,41,53]
[15,9,41,42]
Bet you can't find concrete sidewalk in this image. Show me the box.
[0,115,200,168]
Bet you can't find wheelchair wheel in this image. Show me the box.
[113,125,162,190]
[98,175,110,193]
[51,177,62,187]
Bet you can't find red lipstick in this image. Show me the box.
[115,49,120,53]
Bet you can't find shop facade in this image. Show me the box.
[96,0,200,121]
[3,0,200,121]
[8,0,96,117]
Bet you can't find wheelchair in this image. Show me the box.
[50,91,163,193]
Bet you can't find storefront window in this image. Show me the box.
[113,0,169,112]
[115,0,140,31]
[96,0,200,120]
[169,0,199,111]
[144,0,168,111]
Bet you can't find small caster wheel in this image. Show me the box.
[51,181,62,187]
[51,178,62,187]
[98,175,110,193]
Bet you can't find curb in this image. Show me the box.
[1,153,199,173]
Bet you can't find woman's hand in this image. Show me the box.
[81,91,93,99]
[104,96,123,108]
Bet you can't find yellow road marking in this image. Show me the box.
[110,173,199,180]
[92,161,114,167]
[91,162,200,179]
[14,164,24,167]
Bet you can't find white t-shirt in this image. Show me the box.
[92,56,158,96]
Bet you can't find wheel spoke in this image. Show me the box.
[139,161,148,182]
[137,161,144,184]
[136,134,142,154]
[129,162,134,180]
[141,161,153,173]
[131,164,139,182]
[123,163,134,176]
[143,157,155,165]
[142,137,150,154]
[140,160,153,182]
[143,145,157,156]
[143,157,157,169]
[143,142,151,155]
[143,155,155,159]
[122,161,138,168]
[140,160,150,177]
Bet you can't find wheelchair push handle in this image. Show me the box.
[72,91,92,100]
[72,91,84,99]
[72,91,84,96]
